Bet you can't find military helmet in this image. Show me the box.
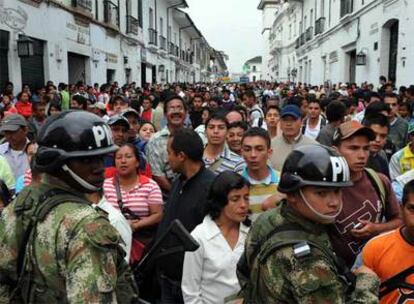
[34,111,118,173]
[278,144,352,193]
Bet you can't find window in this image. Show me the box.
[289,24,292,39]
[149,8,153,28]
[253,65,257,72]
[340,0,353,17]
[168,25,171,42]
[138,0,142,28]
[310,9,314,26]
[160,17,163,36]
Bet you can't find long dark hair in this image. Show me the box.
[205,171,251,226]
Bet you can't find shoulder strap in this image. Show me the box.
[260,236,356,291]
[364,168,387,211]
[379,265,414,298]
[248,222,301,266]
[258,117,263,128]
[16,189,87,279]
[114,176,124,210]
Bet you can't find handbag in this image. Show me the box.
[114,175,158,262]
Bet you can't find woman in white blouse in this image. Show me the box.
[182,171,250,304]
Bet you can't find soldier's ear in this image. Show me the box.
[286,192,299,205]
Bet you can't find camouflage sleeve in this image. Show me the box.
[350,273,380,304]
[261,247,346,304]
[0,203,19,303]
[261,247,379,304]
[61,216,138,303]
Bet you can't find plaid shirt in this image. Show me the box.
[145,127,176,181]
[203,145,245,174]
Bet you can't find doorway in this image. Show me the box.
[21,37,45,90]
[106,69,115,84]
[348,50,356,83]
[68,52,87,84]
[388,21,398,84]
[152,65,156,84]
[141,62,146,87]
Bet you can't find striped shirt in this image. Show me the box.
[203,145,245,174]
[242,166,280,221]
[103,175,163,219]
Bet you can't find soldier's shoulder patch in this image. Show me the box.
[83,217,120,249]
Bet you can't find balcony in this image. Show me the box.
[169,42,175,55]
[306,27,313,41]
[159,36,166,50]
[295,37,300,49]
[126,15,138,35]
[300,33,305,46]
[72,0,92,11]
[148,28,158,46]
[270,39,282,51]
[315,17,326,35]
[104,0,119,27]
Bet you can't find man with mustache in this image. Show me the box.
[330,120,402,268]
[146,95,187,199]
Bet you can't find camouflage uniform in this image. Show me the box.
[238,201,380,304]
[0,174,138,303]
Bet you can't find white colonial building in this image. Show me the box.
[243,56,263,82]
[0,0,227,93]
[258,0,414,87]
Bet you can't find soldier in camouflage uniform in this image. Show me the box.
[237,144,380,303]
[0,111,138,303]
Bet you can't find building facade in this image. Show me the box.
[0,0,226,93]
[243,56,263,82]
[259,0,414,87]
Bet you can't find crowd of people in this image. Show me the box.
[0,76,413,303]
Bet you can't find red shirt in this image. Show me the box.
[141,109,152,122]
[15,101,32,118]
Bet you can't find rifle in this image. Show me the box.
[133,219,199,285]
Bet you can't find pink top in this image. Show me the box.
[103,175,163,218]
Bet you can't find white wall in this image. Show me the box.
[264,0,414,87]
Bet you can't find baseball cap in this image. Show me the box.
[280,105,301,119]
[122,108,140,119]
[107,115,130,130]
[0,114,27,133]
[408,123,414,135]
[91,102,106,111]
[333,120,375,143]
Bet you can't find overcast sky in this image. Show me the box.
[183,0,262,74]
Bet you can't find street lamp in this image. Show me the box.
[17,35,34,57]
[356,49,368,66]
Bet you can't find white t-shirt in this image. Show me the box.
[304,116,322,139]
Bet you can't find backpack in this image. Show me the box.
[237,223,355,302]
[364,167,387,213]
[9,187,89,303]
